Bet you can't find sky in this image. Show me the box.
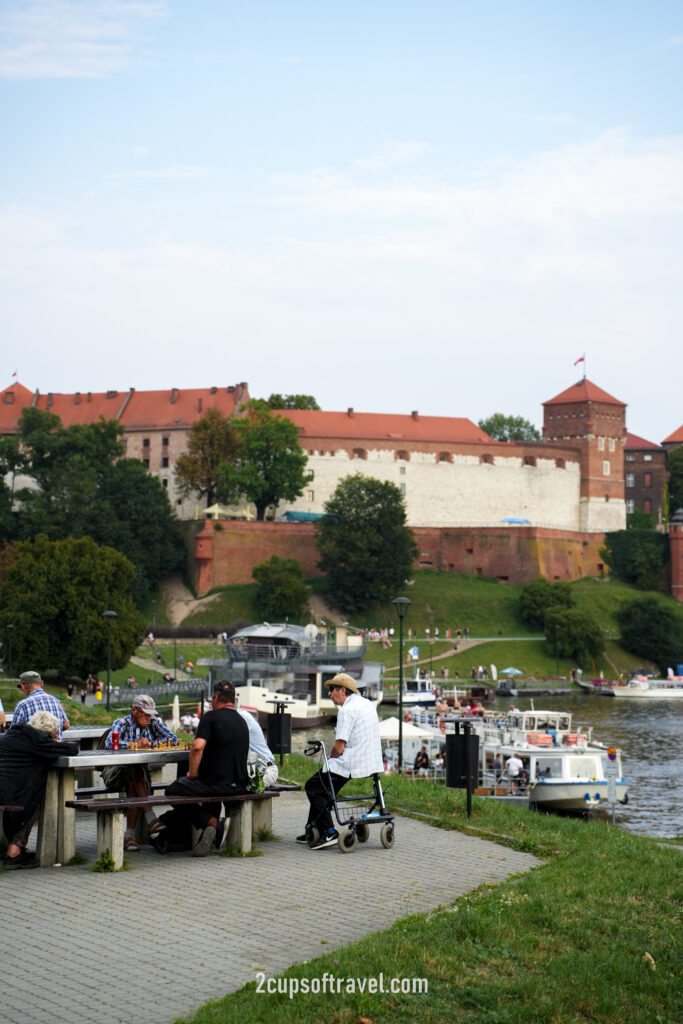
[1,0,682,443]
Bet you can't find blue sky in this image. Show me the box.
[1,1,682,442]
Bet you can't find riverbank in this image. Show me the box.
[176,762,681,1024]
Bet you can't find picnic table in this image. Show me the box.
[38,747,190,867]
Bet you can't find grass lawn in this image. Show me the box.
[175,756,682,1024]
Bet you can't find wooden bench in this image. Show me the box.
[65,791,279,869]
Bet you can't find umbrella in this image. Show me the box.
[500,667,523,676]
[378,716,434,740]
[501,517,530,524]
[170,694,181,731]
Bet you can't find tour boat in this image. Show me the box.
[477,708,629,812]
[202,622,384,728]
[577,675,683,699]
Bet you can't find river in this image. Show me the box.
[289,691,683,839]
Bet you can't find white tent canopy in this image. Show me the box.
[378,716,434,741]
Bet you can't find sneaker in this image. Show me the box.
[310,830,339,851]
[214,818,228,852]
[191,824,217,858]
[295,833,309,844]
[3,849,39,870]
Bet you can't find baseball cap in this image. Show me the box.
[131,694,157,715]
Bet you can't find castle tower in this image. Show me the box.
[543,377,627,533]
[670,508,683,602]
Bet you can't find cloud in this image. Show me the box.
[0,0,168,79]
[352,141,433,170]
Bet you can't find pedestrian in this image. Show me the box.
[79,687,86,705]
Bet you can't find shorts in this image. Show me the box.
[101,764,151,793]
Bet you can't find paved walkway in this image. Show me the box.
[1,795,539,1024]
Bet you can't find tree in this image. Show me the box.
[0,535,145,678]
[600,530,669,590]
[11,408,185,603]
[519,577,574,629]
[252,556,309,621]
[174,407,240,508]
[627,508,656,530]
[315,475,418,613]
[615,596,683,674]
[0,435,23,542]
[216,401,313,521]
[544,607,604,669]
[667,446,683,515]
[265,394,320,410]
[477,413,541,442]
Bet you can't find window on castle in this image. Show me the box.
[602,461,610,476]
[162,457,169,468]
[626,473,635,488]
[438,452,452,463]
[598,437,605,451]
[352,448,367,460]
[400,467,406,476]
[643,454,653,462]
[307,490,315,502]
[480,454,493,465]
[162,436,169,447]
[524,456,536,467]
[400,483,406,496]
[162,478,168,488]
[626,500,634,514]
[396,450,410,462]
[644,473,652,487]
[143,438,150,448]
[625,454,635,462]
[608,438,615,452]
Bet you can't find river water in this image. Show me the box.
[290,691,683,839]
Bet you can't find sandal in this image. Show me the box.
[124,836,140,852]
[146,818,164,836]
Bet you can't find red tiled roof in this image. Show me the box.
[0,383,249,432]
[0,383,34,432]
[280,410,494,444]
[662,425,683,445]
[625,432,662,451]
[543,378,626,408]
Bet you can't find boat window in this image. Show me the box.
[535,757,562,779]
[525,717,536,730]
[558,716,570,730]
[568,757,599,779]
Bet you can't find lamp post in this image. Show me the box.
[6,623,14,678]
[102,610,117,712]
[174,633,178,681]
[392,596,412,774]
[429,614,434,679]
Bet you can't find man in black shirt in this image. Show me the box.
[160,681,249,857]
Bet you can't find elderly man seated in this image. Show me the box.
[102,694,179,852]
[0,710,79,869]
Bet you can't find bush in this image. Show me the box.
[544,607,604,669]
[600,530,669,590]
[519,577,574,629]
[615,596,683,673]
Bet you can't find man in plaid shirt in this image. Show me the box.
[12,671,70,738]
[102,694,178,852]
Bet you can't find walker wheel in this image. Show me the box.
[380,822,395,849]
[338,828,358,854]
[356,823,370,843]
[306,826,320,848]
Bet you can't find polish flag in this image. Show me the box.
[574,356,584,366]
[11,370,17,378]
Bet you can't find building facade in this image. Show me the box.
[623,432,667,526]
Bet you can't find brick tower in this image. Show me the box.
[543,377,627,533]
[670,508,683,602]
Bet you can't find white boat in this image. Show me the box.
[203,622,384,728]
[605,676,683,699]
[477,708,629,812]
[577,674,683,698]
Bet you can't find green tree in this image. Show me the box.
[615,596,683,674]
[477,413,541,442]
[667,446,683,515]
[252,556,309,621]
[627,508,656,530]
[265,394,320,410]
[600,530,669,590]
[12,408,184,603]
[315,475,418,613]
[519,577,574,629]
[0,435,23,542]
[174,407,240,508]
[544,607,604,669]
[217,401,313,521]
[0,535,145,678]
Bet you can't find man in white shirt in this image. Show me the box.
[236,705,278,787]
[506,753,524,793]
[297,672,383,851]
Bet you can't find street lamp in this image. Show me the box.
[102,610,118,712]
[392,596,412,774]
[174,632,178,681]
[6,623,14,678]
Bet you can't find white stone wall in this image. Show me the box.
[579,497,627,533]
[280,449,583,530]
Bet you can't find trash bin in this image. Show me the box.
[445,728,479,789]
[267,706,292,756]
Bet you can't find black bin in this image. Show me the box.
[445,730,479,789]
[267,708,292,756]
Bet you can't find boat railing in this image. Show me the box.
[224,641,366,663]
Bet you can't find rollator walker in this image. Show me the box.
[303,739,395,853]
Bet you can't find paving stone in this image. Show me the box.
[1,793,538,1024]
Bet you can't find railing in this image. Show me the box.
[224,642,366,662]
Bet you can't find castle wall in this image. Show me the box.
[193,520,607,594]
